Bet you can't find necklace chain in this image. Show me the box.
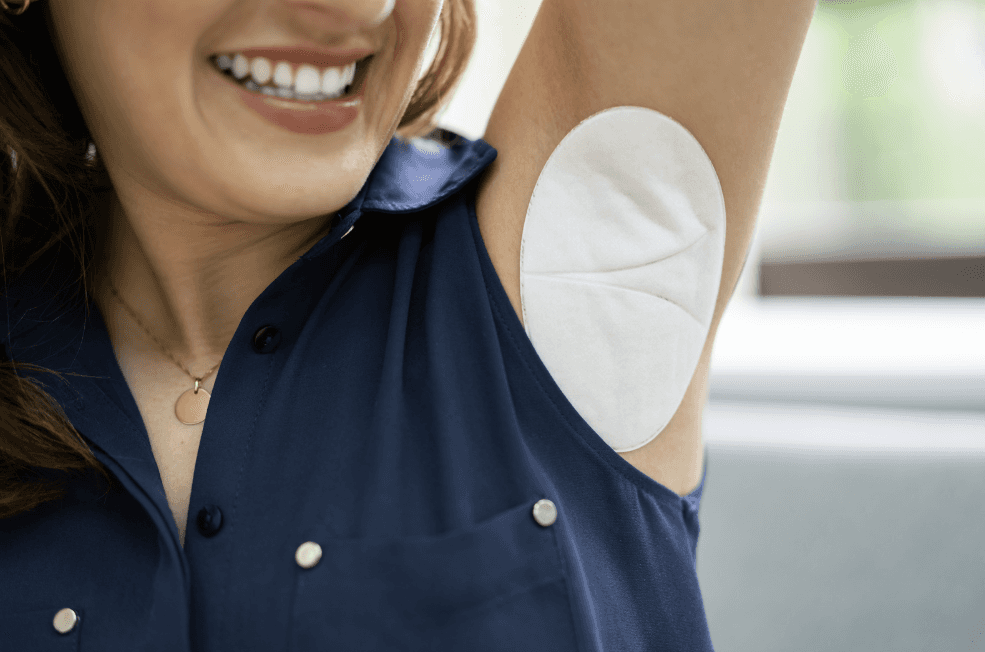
[107,282,219,385]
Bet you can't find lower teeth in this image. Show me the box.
[238,77,348,102]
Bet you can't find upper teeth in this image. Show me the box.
[216,53,358,97]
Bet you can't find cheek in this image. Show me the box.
[75,2,223,143]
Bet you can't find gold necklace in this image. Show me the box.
[107,282,220,426]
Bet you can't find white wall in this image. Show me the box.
[435,0,545,140]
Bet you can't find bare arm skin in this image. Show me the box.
[475,0,818,494]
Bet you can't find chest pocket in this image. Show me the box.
[289,499,580,652]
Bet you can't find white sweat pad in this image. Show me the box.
[520,106,726,453]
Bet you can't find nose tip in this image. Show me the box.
[283,0,395,31]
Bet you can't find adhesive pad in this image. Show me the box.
[519,106,726,453]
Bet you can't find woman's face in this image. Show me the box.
[44,0,442,225]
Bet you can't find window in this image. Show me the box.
[753,0,985,299]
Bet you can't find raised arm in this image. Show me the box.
[475,0,818,492]
[479,0,819,320]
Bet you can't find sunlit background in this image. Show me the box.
[434,0,985,649]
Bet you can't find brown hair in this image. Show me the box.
[0,0,478,520]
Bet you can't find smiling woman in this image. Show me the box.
[0,0,474,521]
[0,0,814,649]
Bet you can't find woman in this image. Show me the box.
[0,0,816,648]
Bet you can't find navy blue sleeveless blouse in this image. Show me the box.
[1,130,712,651]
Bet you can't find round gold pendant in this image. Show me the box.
[175,386,211,425]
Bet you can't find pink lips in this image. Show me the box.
[234,82,363,135]
[214,47,372,135]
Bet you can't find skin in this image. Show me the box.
[43,0,441,371]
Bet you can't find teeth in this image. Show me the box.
[250,57,272,85]
[321,66,344,96]
[232,53,250,80]
[213,52,364,101]
[273,61,294,89]
[323,62,356,97]
[295,64,321,95]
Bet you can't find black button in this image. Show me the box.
[196,505,223,537]
[251,326,281,354]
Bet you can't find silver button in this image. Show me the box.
[52,608,78,634]
[532,499,557,527]
[295,541,323,569]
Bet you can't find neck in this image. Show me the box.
[91,189,334,366]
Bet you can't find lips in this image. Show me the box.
[210,50,373,135]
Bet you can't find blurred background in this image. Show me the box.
[433,0,985,649]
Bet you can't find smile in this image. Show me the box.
[210,53,373,103]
